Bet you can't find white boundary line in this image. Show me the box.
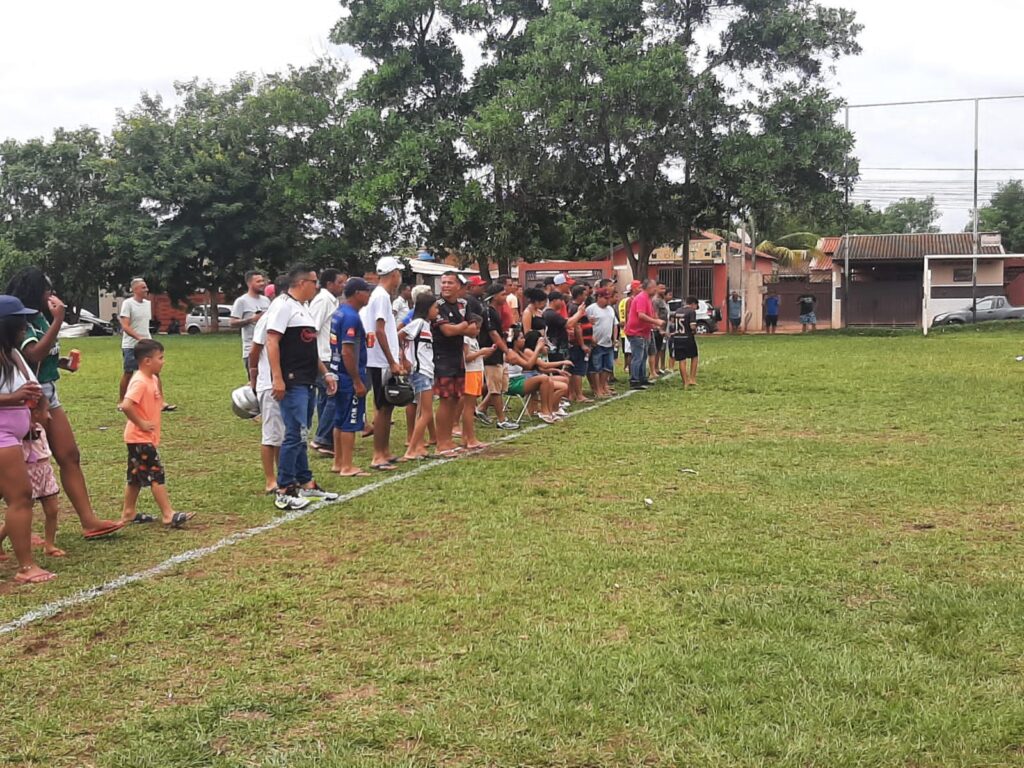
[0,383,649,636]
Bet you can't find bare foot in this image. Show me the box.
[337,468,372,477]
[14,566,56,585]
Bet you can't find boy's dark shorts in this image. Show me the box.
[729,317,741,329]
[765,315,778,328]
[126,443,165,487]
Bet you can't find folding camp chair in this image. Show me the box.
[503,389,535,426]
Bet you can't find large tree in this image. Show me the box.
[978,180,1024,253]
[0,127,117,309]
[106,63,353,306]
[469,0,861,281]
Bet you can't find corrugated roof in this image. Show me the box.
[810,255,833,272]
[818,237,842,255]
[836,232,1004,261]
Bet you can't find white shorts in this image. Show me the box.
[258,389,284,446]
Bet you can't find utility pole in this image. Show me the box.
[971,98,980,324]
[843,106,850,328]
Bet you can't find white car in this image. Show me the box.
[185,304,234,334]
[667,298,720,333]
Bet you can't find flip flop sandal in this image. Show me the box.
[369,462,398,471]
[164,511,194,529]
[435,448,462,458]
[264,487,280,496]
[15,570,56,585]
[338,470,372,477]
[315,447,335,457]
[83,521,126,540]
[162,404,178,412]
[131,513,156,524]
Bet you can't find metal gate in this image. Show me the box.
[847,281,921,326]
[657,266,714,303]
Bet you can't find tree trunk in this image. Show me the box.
[636,237,653,283]
[208,289,218,334]
[621,232,637,281]
[681,226,691,298]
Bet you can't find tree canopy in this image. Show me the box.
[978,181,1024,253]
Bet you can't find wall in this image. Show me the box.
[929,259,1003,286]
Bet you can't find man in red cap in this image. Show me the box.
[464,275,487,319]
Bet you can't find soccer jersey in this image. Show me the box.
[330,303,367,384]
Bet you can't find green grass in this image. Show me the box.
[3,329,1024,767]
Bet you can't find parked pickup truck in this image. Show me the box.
[931,295,1024,326]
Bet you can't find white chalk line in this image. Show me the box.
[0,380,653,636]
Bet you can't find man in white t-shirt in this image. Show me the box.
[118,277,153,403]
[585,288,617,397]
[249,281,283,494]
[359,256,409,470]
[307,268,347,454]
[392,283,412,324]
[230,270,270,377]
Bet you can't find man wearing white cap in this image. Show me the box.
[360,256,409,470]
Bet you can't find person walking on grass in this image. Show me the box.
[0,421,66,559]
[799,292,818,333]
[330,278,373,477]
[308,269,347,457]
[6,267,125,540]
[360,256,409,472]
[0,295,55,584]
[119,339,194,529]
[265,265,340,510]
[625,279,664,390]
[399,291,438,461]
[669,296,700,387]
[229,270,269,378]
[432,271,471,457]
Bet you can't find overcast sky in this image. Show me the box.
[3,0,1022,232]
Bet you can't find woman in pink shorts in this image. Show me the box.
[0,295,54,585]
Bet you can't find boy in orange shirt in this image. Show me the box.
[119,339,194,528]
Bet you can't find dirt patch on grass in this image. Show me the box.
[330,683,380,702]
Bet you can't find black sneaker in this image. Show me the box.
[629,382,648,390]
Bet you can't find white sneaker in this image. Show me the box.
[275,487,311,510]
[496,420,520,430]
[299,484,339,501]
[555,408,569,418]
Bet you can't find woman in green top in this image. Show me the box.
[6,268,125,540]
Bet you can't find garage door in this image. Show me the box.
[847,281,921,326]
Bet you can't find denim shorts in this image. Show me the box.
[409,371,433,395]
[122,347,139,373]
[589,345,614,374]
[568,346,589,377]
[800,312,817,325]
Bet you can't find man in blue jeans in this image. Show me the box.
[307,269,348,456]
[264,265,341,511]
[624,279,665,389]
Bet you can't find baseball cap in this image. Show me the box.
[485,282,505,298]
[344,277,373,297]
[467,275,487,287]
[630,279,642,292]
[0,295,37,318]
[375,256,404,275]
[553,274,567,286]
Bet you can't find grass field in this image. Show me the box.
[3,327,1024,767]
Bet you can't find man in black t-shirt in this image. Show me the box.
[432,271,471,455]
[542,291,587,364]
[798,293,818,333]
[480,282,517,429]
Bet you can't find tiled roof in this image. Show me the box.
[835,233,1004,261]
[810,255,833,272]
[818,237,842,255]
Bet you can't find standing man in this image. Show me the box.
[361,256,408,471]
[798,292,817,333]
[119,278,153,404]
[308,269,347,456]
[464,275,487,318]
[392,283,412,324]
[618,281,637,375]
[265,265,339,510]
[586,288,616,397]
[503,275,521,328]
[230,270,270,377]
[651,284,670,377]
[331,278,373,477]
[764,289,780,334]
[727,292,743,334]
[432,271,471,456]
[481,282,517,430]
[624,279,664,390]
